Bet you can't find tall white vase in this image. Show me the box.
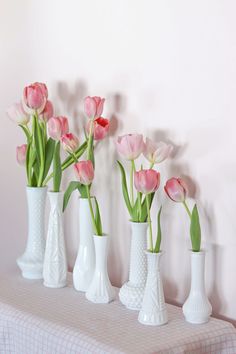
[73,198,95,292]
[119,222,148,310]
[86,235,115,304]
[17,186,47,279]
[183,251,212,324]
[138,251,168,326]
[43,192,67,288]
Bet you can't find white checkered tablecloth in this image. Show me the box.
[0,272,235,354]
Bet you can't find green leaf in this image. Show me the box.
[26,142,31,185]
[154,206,162,253]
[117,161,133,218]
[61,141,87,171]
[190,204,201,252]
[94,197,103,235]
[43,138,56,182]
[63,181,81,211]
[53,141,62,192]
[87,135,95,167]
[19,124,31,143]
[139,192,155,222]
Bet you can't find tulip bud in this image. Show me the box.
[134,169,160,194]
[16,144,27,165]
[73,160,94,185]
[39,100,54,122]
[61,133,79,153]
[7,102,30,125]
[116,134,144,160]
[23,82,47,112]
[48,116,69,141]
[84,96,105,118]
[144,138,173,164]
[87,117,109,141]
[164,177,188,202]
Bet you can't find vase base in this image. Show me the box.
[86,286,115,304]
[138,309,168,326]
[119,281,145,311]
[184,315,211,324]
[44,282,67,289]
[17,255,43,280]
[73,270,94,293]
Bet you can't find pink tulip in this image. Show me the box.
[16,144,27,165]
[84,96,105,118]
[23,82,47,112]
[61,133,79,153]
[134,169,160,194]
[48,116,69,141]
[87,117,109,141]
[116,134,144,160]
[7,102,30,125]
[144,138,173,164]
[39,100,54,122]
[74,160,94,185]
[164,177,188,202]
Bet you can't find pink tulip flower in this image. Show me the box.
[7,102,30,125]
[164,177,188,202]
[144,138,173,165]
[87,117,109,141]
[74,160,94,185]
[23,82,47,112]
[39,100,54,122]
[61,133,79,153]
[116,134,144,160]
[134,169,160,194]
[16,144,27,165]
[84,96,105,118]
[48,116,69,141]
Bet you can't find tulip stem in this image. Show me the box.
[87,119,94,163]
[86,185,99,235]
[130,160,135,206]
[183,200,192,219]
[146,194,153,252]
[150,162,154,169]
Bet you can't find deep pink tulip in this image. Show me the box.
[164,177,188,202]
[7,102,30,125]
[39,100,54,122]
[87,117,109,141]
[61,133,79,153]
[48,116,69,141]
[23,82,47,112]
[116,134,144,160]
[84,96,105,118]
[134,169,160,194]
[16,144,27,165]
[74,160,94,185]
[144,138,173,164]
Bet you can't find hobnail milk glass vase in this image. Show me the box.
[73,198,95,292]
[138,251,168,326]
[183,250,212,324]
[119,222,148,310]
[43,192,67,288]
[17,186,47,279]
[86,235,115,304]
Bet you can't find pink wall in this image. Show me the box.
[1,0,236,323]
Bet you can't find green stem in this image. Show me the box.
[130,160,135,206]
[146,195,153,252]
[138,192,142,222]
[183,200,192,219]
[87,119,94,161]
[150,162,154,169]
[86,185,99,235]
[34,113,45,187]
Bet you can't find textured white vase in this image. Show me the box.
[138,251,168,326]
[43,192,67,288]
[86,235,115,303]
[119,222,148,310]
[17,186,47,279]
[183,251,212,324]
[73,198,95,292]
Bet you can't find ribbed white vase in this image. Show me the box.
[183,251,212,324]
[119,222,148,310]
[138,251,168,326]
[86,235,115,304]
[43,192,67,288]
[17,186,47,279]
[73,198,95,292]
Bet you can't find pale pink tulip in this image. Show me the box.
[87,117,109,141]
[16,144,27,165]
[23,82,47,112]
[84,96,105,118]
[7,102,30,125]
[61,133,79,153]
[39,100,54,122]
[48,116,69,141]
[134,169,160,194]
[74,160,94,185]
[164,177,188,202]
[144,138,173,164]
[116,134,144,160]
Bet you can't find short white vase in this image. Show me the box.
[86,235,115,304]
[73,198,95,292]
[119,222,148,310]
[43,192,67,288]
[183,250,212,324]
[17,186,47,279]
[138,251,168,326]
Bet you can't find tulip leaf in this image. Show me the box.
[87,136,95,167]
[117,160,133,218]
[61,141,87,171]
[19,124,31,144]
[190,204,201,252]
[63,181,83,212]
[53,141,62,192]
[94,197,103,236]
[154,206,162,253]
[139,192,155,222]
[43,138,56,182]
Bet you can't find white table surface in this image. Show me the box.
[0,272,235,354]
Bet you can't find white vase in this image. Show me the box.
[119,222,148,310]
[183,250,212,324]
[138,251,168,326]
[17,186,47,279]
[43,192,67,288]
[86,235,115,303]
[73,198,95,292]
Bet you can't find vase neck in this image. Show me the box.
[190,252,206,292]
[48,192,63,212]
[146,252,161,273]
[94,236,108,271]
